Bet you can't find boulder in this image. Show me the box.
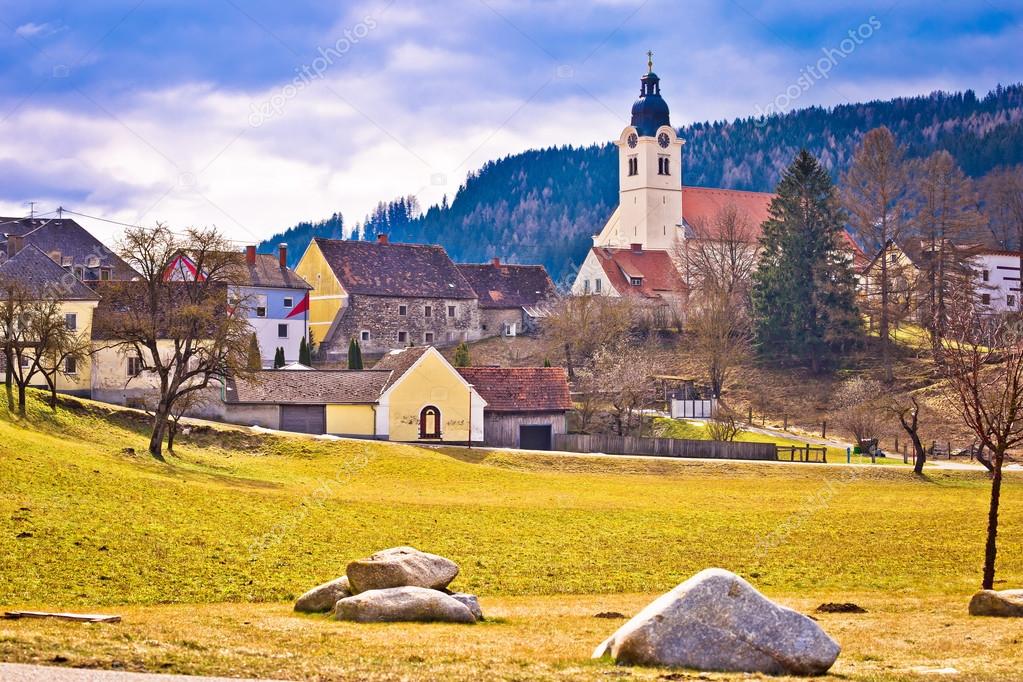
[333,586,476,623]
[294,576,351,613]
[593,568,840,675]
[449,592,484,621]
[969,589,1023,617]
[346,546,459,593]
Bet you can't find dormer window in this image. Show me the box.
[630,277,643,286]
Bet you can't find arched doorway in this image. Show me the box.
[419,405,441,439]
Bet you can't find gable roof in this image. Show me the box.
[0,245,99,301]
[837,231,869,271]
[456,261,558,309]
[590,246,687,300]
[314,238,477,299]
[225,369,391,405]
[457,367,572,412]
[372,345,431,392]
[166,252,311,290]
[681,187,774,242]
[0,217,138,280]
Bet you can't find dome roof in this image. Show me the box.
[630,71,670,137]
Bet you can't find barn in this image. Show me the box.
[457,367,573,450]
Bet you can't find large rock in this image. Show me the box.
[346,546,459,593]
[294,576,352,613]
[969,589,1023,617]
[333,586,476,623]
[593,568,840,675]
[449,592,484,621]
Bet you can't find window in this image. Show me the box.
[630,277,643,286]
[360,330,371,342]
[447,305,456,317]
[100,268,111,281]
[595,278,602,293]
[127,356,143,377]
[982,270,990,282]
[65,357,77,375]
[399,304,408,316]
[397,331,408,344]
[657,157,670,175]
[278,323,289,338]
[981,293,991,305]
[627,157,638,176]
[65,313,77,331]
[74,267,85,280]
[424,332,434,343]
[889,253,898,265]
[419,405,441,439]
[424,305,432,318]
[19,356,29,369]
[1009,295,1017,308]
[255,295,267,318]
[583,279,591,293]
[283,297,294,308]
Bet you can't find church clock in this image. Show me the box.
[657,132,670,148]
[627,133,638,148]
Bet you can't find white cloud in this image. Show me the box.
[14,22,61,38]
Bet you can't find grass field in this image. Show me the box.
[1,391,1022,680]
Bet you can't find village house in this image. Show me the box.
[165,244,312,366]
[221,345,486,442]
[972,248,1022,312]
[456,366,572,450]
[0,243,100,397]
[455,258,558,336]
[0,216,137,282]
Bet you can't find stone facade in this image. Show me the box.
[479,307,524,336]
[323,294,481,359]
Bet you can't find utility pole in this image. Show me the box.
[27,201,35,218]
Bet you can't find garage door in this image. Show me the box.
[519,424,553,450]
[280,405,326,434]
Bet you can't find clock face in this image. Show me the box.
[627,133,638,148]
[658,132,670,148]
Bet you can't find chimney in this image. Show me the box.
[245,244,256,265]
[6,235,24,258]
[492,257,501,267]
[377,234,388,245]
[278,243,288,268]
[630,243,643,253]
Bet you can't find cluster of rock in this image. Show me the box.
[969,589,1023,617]
[294,546,481,623]
[593,568,841,676]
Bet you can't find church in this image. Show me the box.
[571,56,774,313]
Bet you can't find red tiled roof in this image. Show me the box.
[681,187,774,242]
[456,261,558,309]
[457,367,572,412]
[837,230,869,270]
[591,246,687,300]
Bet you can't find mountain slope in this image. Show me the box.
[261,84,1023,283]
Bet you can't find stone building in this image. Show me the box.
[456,258,558,336]
[296,235,482,361]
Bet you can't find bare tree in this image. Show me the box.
[980,165,1023,309]
[842,127,913,382]
[591,340,659,436]
[834,377,886,447]
[96,225,256,459]
[571,364,603,433]
[686,290,751,399]
[0,279,42,414]
[910,151,985,347]
[706,404,743,442]
[542,295,633,378]
[887,394,930,475]
[938,292,1023,589]
[680,203,761,303]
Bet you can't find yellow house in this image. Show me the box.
[0,244,100,397]
[221,346,486,443]
[293,238,347,348]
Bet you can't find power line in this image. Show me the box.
[57,207,256,245]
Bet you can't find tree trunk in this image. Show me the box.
[563,343,574,380]
[148,407,170,460]
[167,420,178,453]
[879,252,892,383]
[17,383,27,416]
[4,347,12,412]
[982,450,1005,590]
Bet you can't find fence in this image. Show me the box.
[670,399,717,419]
[776,445,828,463]
[553,433,777,461]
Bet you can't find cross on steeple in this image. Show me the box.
[647,50,653,73]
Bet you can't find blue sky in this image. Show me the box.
[0,0,1020,244]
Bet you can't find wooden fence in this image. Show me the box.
[553,433,778,461]
[776,445,828,463]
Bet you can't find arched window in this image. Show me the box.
[419,406,441,439]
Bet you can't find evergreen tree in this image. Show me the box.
[273,347,285,369]
[543,357,552,367]
[246,332,262,371]
[453,342,470,367]
[752,150,860,372]
[298,335,312,366]
[348,338,363,370]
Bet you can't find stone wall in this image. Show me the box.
[323,294,482,359]
[479,307,524,337]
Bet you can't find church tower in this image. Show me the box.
[596,53,684,251]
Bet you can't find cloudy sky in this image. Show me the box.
[0,0,1020,245]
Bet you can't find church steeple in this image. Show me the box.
[630,52,670,136]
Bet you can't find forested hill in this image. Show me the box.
[260,84,1023,284]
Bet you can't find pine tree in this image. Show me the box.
[299,335,312,366]
[246,332,262,371]
[752,150,860,372]
[348,338,363,370]
[543,357,552,367]
[274,347,285,369]
[453,342,470,367]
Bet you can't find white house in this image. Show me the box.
[973,249,1022,312]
